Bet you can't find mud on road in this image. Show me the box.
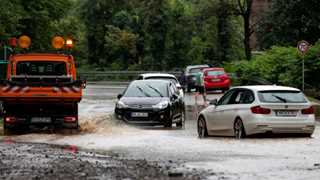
[0,140,208,180]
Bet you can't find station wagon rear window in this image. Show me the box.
[16,61,67,76]
[258,90,307,103]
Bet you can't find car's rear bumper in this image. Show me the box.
[4,118,78,129]
[204,80,230,90]
[245,118,316,135]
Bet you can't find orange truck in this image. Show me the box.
[0,35,85,133]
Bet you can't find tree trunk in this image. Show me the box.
[244,15,251,60]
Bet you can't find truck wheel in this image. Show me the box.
[3,124,12,136]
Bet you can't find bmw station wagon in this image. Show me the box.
[197,85,316,138]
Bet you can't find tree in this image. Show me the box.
[0,0,25,37]
[235,0,253,60]
[17,0,72,51]
[141,0,170,70]
[257,0,320,49]
[217,0,232,62]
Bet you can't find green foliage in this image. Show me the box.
[80,0,245,70]
[257,0,320,49]
[227,42,320,89]
[0,0,74,52]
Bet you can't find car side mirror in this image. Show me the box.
[209,99,218,106]
[117,94,123,99]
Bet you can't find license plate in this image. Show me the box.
[276,110,297,117]
[131,112,148,117]
[211,79,220,82]
[31,117,51,123]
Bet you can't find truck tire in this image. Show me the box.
[3,124,12,136]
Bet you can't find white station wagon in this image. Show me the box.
[198,85,316,138]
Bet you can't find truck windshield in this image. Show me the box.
[16,61,67,76]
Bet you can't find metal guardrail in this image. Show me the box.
[78,71,182,81]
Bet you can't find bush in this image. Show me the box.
[226,41,320,89]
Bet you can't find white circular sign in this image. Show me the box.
[297,40,309,54]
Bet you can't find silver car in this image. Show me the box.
[197,85,316,138]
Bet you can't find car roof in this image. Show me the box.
[203,67,225,71]
[132,79,171,85]
[232,85,301,92]
[12,53,71,61]
[186,64,209,70]
[140,73,177,79]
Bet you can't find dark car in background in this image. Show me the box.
[184,64,209,92]
[115,80,185,128]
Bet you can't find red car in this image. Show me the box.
[203,68,231,92]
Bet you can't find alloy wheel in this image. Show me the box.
[197,117,207,138]
[234,119,245,139]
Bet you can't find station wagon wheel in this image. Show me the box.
[234,119,246,139]
[198,116,208,138]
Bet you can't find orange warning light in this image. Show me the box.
[52,36,65,49]
[18,35,31,49]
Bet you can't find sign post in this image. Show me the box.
[297,40,310,91]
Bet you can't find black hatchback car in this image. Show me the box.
[115,80,185,128]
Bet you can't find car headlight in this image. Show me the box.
[152,101,169,109]
[116,101,128,109]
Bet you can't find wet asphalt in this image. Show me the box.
[1,84,320,180]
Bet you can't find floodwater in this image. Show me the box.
[1,84,320,180]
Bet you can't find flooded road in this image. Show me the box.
[1,84,320,180]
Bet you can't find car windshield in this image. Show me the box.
[206,70,225,76]
[145,77,178,84]
[124,81,168,97]
[16,61,67,76]
[258,90,307,103]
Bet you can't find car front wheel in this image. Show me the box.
[198,116,208,138]
[176,110,185,128]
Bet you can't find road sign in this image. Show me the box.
[297,40,310,92]
[297,40,309,54]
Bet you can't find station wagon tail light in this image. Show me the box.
[251,106,271,114]
[301,106,314,115]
